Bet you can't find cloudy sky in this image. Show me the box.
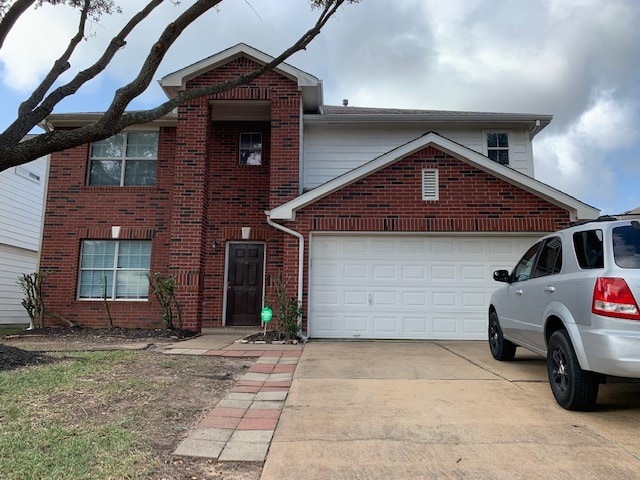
[1,0,639,214]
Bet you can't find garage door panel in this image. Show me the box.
[372,265,396,280]
[309,234,541,339]
[373,315,399,333]
[344,315,368,334]
[344,290,368,306]
[403,316,429,334]
[402,291,427,306]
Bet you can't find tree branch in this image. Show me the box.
[0,0,167,146]
[0,0,352,170]
[0,0,35,51]
[106,0,344,130]
[17,0,91,118]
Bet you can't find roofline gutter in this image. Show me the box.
[265,212,307,339]
[303,113,553,126]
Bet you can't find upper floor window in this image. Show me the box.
[486,132,509,165]
[78,240,151,300]
[89,132,158,186]
[239,132,262,166]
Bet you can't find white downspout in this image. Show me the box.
[265,212,307,339]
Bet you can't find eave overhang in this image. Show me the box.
[41,112,178,131]
[305,111,553,139]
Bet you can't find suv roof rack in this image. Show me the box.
[569,215,619,228]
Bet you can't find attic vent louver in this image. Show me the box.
[422,169,439,201]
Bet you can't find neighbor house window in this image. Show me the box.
[239,132,262,165]
[89,132,158,185]
[486,132,509,165]
[78,240,151,300]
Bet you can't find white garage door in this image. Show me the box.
[309,234,540,340]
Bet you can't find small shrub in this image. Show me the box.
[268,276,302,340]
[17,272,49,329]
[147,273,183,330]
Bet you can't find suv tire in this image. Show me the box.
[488,311,517,361]
[547,329,599,411]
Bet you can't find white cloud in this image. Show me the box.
[535,90,640,212]
[0,4,80,90]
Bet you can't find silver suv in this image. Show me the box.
[489,218,640,410]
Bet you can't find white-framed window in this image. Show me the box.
[89,132,158,186]
[485,132,509,165]
[422,169,439,200]
[78,240,151,300]
[239,132,262,166]
[15,165,41,184]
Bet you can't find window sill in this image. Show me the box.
[76,298,149,302]
[81,185,159,193]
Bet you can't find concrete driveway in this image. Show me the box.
[262,341,640,479]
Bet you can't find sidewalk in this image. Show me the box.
[161,331,303,462]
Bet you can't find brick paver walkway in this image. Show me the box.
[164,347,302,462]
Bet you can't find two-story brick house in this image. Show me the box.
[40,43,598,339]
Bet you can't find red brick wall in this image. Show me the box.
[39,127,177,328]
[200,120,284,328]
[39,57,302,330]
[186,57,302,207]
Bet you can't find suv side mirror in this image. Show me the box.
[493,270,511,283]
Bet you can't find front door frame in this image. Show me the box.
[222,241,267,326]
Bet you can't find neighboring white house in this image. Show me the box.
[0,148,48,327]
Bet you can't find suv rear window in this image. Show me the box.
[573,229,603,269]
[613,224,640,268]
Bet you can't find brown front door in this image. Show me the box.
[225,243,265,326]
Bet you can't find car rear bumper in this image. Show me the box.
[578,316,640,378]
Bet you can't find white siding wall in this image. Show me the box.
[0,156,47,251]
[0,156,47,325]
[0,244,37,325]
[302,124,534,190]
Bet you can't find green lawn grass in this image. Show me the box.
[0,351,153,479]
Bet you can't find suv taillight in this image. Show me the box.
[592,277,640,320]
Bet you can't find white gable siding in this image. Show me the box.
[0,156,47,251]
[302,124,534,190]
[0,244,36,325]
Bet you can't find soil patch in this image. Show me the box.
[0,328,263,479]
[0,344,55,371]
[242,329,301,344]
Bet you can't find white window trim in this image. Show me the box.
[15,165,42,184]
[422,168,439,201]
[77,240,151,301]
[482,130,511,165]
[88,131,158,186]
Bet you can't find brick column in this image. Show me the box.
[269,97,301,208]
[169,98,211,331]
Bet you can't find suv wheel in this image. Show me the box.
[547,329,599,411]
[488,311,516,361]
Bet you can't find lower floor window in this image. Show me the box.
[79,240,151,300]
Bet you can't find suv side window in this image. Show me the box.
[613,225,640,268]
[533,237,562,278]
[573,229,604,269]
[513,242,542,282]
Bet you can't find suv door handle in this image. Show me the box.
[515,289,523,296]
[544,286,556,293]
